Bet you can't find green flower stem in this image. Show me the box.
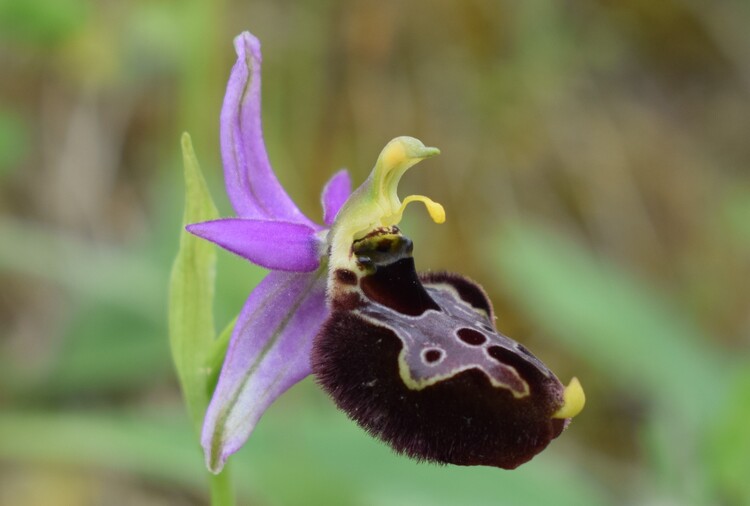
[210,466,236,506]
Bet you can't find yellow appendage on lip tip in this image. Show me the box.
[552,377,585,419]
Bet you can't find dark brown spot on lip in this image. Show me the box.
[457,328,487,346]
[335,269,358,286]
[424,349,443,363]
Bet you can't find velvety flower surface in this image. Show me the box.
[190,31,585,474]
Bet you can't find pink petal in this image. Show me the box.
[186,218,320,272]
[201,270,328,473]
[221,32,314,225]
[321,169,352,225]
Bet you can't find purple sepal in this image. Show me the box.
[201,270,328,473]
[220,32,313,225]
[186,218,321,272]
[321,169,352,225]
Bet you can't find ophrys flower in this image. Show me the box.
[189,31,584,474]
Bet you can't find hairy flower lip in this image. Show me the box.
[317,178,585,469]
[315,231,572,469]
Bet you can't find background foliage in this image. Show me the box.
[1,0,749,504]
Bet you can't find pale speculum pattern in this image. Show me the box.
[354,282,554,397]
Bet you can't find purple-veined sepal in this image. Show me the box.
[202,269,328,473]
[186,218,322,272]
[221,32,314,226]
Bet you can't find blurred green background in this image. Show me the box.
[1,0,749,504]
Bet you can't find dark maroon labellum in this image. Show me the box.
[312,229,567,469]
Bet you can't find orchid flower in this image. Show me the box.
[189,31,585,475]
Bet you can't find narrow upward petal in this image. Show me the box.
[221,32,313,225]
[201,270,328,473]
[321,169,352,225]
[186,218,321,272]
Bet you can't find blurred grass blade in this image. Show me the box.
[491,221,731,426]
[169,133,219,433]
[0,410,260,503]
[0,405,608,506]
[0,217,164,320]
[0,411,212,491]
[707,367,750,504]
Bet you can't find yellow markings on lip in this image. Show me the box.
[552,377,585,419]
[396,349,530,398]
